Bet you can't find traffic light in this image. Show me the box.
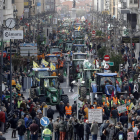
[120,64,124,72]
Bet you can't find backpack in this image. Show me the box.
[119,133,124,140]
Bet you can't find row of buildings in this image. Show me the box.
[1,0,140,30]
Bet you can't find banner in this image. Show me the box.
[88,109,102,123]
[117,104,127,114]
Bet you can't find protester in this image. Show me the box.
[17,121,26,140]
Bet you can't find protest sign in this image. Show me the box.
[117,104,127,114]
[88,109,102,123]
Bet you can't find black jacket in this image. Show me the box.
[120,116,128,126]
[85,123,90,134]
[10,117,19,129]
[47,108,54,119]
[73,122,79,133]
[114,131,126,140]
[59,104,65,114]
[111,109,118,118]
[78,123,84,137]
[17,125,26,136]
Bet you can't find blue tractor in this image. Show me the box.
[92,73,123,104]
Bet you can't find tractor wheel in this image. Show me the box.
[61,95,69,106]
[80,86,87,99]
[58,70,64,83]
[30,88,35,98]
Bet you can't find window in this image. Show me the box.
[33,0,34,4]
[113,0,115,15]
[134,0,138,3]
[130,0,133,3]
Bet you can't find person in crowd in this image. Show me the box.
[133,124,138,140]
[58,117,66,140]
[29,120,39,140]
[78,107,85,120]
[47,106,54,120]
[90,121,98,140]
[67,118,73,140]
[59,101,65,118]
[10,114,19,138]
[72,101,77,117]
[111,107,118,125]
[84,120,90,140]
[120,113,128,126]
[114,126,126,140]
[53,118,59,140]
[65,103,72,119]
[42,125,52,140]
[73,119,79,140]
[17,121,26,140]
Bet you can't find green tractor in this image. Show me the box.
[79,69,100,99]
[30,68,69,106]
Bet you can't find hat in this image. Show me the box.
[60,101,63,103]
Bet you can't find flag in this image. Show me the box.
[33,61,39,68]
[50,63,56,71]
[41,59,49,67]
[78,26,80,31]
[129,102,134,110]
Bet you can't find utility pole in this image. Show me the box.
[0,0,3,105]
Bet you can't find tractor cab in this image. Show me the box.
[96,73,118,96]
[30,68,69,105]
[72,44,87,53]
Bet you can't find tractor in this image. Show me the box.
[30,68,69,106]
[92,73,124,104]
[69,53,88,85]
[79,69,100,99]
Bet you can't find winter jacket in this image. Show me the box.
[106,126,115,140]
[26,118,32,129]
[90,123,98,135]
[59,104,65,114]
[24,117,28,128]
[10,117,19,129]
[53,121,59,132]
[111,109,118,118]
[17,125,26,136]
[58,120,67,132]
[34,117,40,127]
[67,120,73,134]
[84,123,90,135]
[29,123,39,134]
[120,115,128,126]
[0,111,5,123]
[78,123,84,137]
[47,108,54,119]
[73,122,79,133]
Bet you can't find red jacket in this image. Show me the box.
[0,111,5,123]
